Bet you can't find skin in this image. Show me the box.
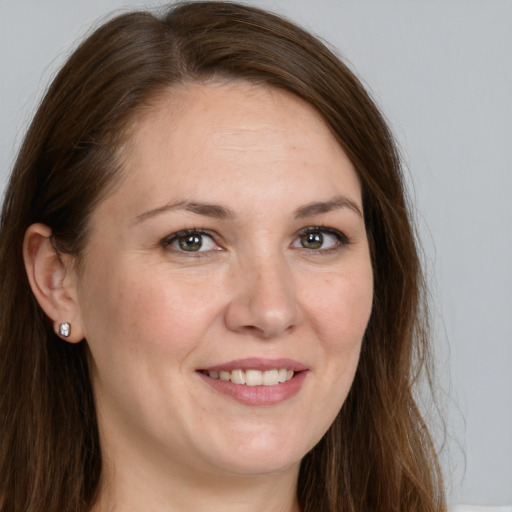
[25,81,373,512]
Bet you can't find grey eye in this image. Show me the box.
[178,234,203,252]
[163,230,219,253]
[292,229,342,251]
[300,231,324,249]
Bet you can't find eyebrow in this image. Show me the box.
[294,195,363,219]
[134,194,363,224]
[134,200,234,224]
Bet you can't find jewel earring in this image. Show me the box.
[59,322,71,337]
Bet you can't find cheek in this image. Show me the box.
[296,264,373,446]
[306,266,373,352]
[78,265,226,429]
[80,264,223,363]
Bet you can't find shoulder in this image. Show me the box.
[450,506,512,512]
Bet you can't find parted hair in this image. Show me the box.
[0,2,445,511]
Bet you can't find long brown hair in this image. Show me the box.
[0,2,445,511]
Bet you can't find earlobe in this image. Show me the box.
[23,223,84,343]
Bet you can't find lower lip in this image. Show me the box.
[197,371,308,406]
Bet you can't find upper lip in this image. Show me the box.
[199,358,308,373]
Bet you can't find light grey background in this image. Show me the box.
[1,0,511,506]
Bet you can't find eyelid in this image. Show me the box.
[298,226,351,243]
[160,228,222,253]
[159,226,351,256]
[293,226,352,252]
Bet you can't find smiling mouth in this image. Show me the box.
[200,368,295,386]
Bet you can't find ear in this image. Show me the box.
[23,223,85,343]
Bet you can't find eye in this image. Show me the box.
[161,229,219,253]
[292,227,349,252]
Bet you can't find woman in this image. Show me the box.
[0,2,445,511]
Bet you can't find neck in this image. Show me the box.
[93,459,301,512]
[91,428,301,512]
[91,398,303,512]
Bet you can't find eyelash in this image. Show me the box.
[295,226,352,254]
[160,226,351,256]
[160,228,219,256]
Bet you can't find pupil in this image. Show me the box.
[302,232,323,249]
[179,234,202,251]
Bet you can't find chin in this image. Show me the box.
[215,452,302,477]
[198,429,310,477]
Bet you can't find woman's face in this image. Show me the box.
[73,82,373,478]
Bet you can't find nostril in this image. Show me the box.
[223,272,303,338]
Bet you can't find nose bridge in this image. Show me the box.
[225,246,302,338]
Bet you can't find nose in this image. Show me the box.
[224,255,303,339]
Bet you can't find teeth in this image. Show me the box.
[262,369,279,386]
[205,368,295,386]
[245,369,262,386]
[219,371,230,381]
[231,369,246,385]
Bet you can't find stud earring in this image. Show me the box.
[59,322,71,337]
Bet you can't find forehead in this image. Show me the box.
[130,81,340,153]
[103,81,361,219]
